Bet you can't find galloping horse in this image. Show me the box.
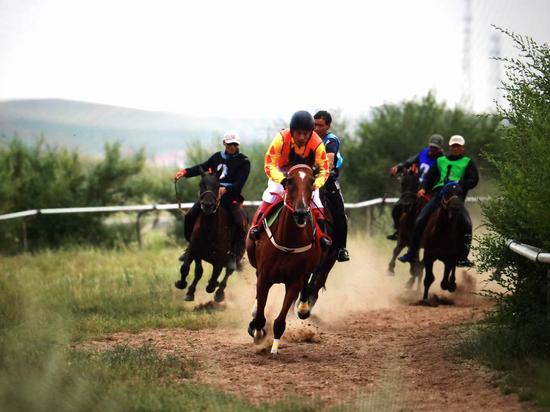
[421,182,468,301]
[175,170,241,302]
[246,164,322,354]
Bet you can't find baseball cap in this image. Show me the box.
[448,135,465,146]
[223,131,240,145]
[428,134,444,149]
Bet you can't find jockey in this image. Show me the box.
[174,131,251,270]
[313,110,350,262]
[398,135,479,267]
[248,110,331,247]
[387,134,444,240]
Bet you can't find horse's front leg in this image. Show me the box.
[271,281,301,354]
[447,264,457,292]
[248,274,270,343]
[297,274,312,320]
[175,251,192,290]
[184,259,203,301]
[388,240,405,275]
[214,267,234,303]
[206,265,223,293]
[423,258,435,302]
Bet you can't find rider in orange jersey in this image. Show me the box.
[248,110,331,247]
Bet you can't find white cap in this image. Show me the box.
[449,135,465,146]
[223,131,240,145]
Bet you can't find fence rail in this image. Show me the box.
[506,240,550,264]
[0,196,488,251]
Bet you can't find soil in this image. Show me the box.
[84,265,535,411]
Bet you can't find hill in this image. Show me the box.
[0,99,277,162]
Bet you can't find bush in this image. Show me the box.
[475,28,550,355]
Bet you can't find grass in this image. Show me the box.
[456,321,550,410]
[0,245,326,411]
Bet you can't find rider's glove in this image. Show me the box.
[174,169,187,182]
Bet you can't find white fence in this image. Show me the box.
[0,197,489,250]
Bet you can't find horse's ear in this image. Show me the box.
[198,166,205,176]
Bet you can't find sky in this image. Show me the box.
[1,0,549,120]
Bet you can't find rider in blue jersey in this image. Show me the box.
[314,110,350,262]
[387,134,444,240]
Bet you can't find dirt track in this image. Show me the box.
[87,268,533,411]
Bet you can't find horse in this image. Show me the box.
[174,170,243,303]
[421,182,469,302]
[387,168,425,286]
[246,164,323,354]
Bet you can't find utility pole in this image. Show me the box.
[489,32,502,110]
[461,0,473,110]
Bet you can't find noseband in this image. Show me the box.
[199,189,220,213]
[283,164,313,214]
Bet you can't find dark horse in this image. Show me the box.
[297,187,336,316]
[421,182,469,302]
[174,171,242,302]
[246,164,322,354]
[387,167,425,285]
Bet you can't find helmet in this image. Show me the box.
[223,131,240,145]
[290,111,314,132]
[428,134,444,149]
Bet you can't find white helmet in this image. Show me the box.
[223,131,240,145]
[448,135,465,146]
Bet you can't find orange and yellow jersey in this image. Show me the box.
[264,129,329,189]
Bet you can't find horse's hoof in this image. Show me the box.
[206,281,218,293]
[214,289,225,303]
[308,295,318,310]
[254,328,266,343]
[440,280,449,291]
[448,282,457,292]
[248,325,255,338]
[298,311,310,320]
[174,280,187,290]
[270,338,280,354]
[183,293,194,302]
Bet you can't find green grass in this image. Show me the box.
[0,245,328,411]
[456,322,550,409]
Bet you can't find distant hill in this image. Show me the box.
[0,99,279,162]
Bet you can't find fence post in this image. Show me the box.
[21,218,28,252]
[136,211,146,249]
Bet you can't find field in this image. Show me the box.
[0,230,537,411]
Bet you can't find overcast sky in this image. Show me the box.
[1,0,549,120]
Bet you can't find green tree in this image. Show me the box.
[342,92,502,201]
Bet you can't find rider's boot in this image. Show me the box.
[337,248,350,262]
[312,208,332,249]
[457,234,473,267]
[248,201,271,241]
[386,232,398,241]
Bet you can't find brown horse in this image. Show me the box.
[422,182,469,302]
[246,164,322,354]
[175,171,242,302]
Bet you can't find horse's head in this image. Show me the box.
[198,168,220,215]
[440,182,464,211]
[285,164,315,227]
[399,166,420,194]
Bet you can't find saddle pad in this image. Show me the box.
[266,202,284,227]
